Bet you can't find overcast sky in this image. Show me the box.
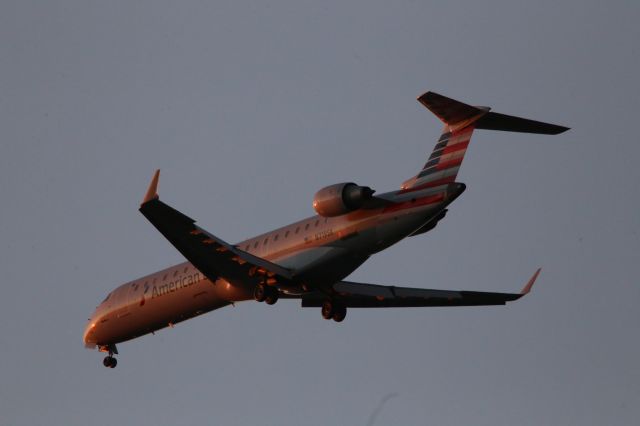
[1,1,639,425]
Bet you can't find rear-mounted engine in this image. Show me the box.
[313,182,374,217]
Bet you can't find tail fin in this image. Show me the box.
[401,92,569,191]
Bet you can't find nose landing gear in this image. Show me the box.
[103,356,117,368]
[99,344,119,369]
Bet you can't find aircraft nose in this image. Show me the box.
[83,318,98,349]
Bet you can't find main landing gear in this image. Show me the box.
[100,344,118,368]
[254,283,347,323]
[254,283,279,305]
[321,299,347,323]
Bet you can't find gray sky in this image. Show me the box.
[1,1,639,425]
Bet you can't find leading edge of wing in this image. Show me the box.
[301,269,541,308]
[138,170,294,283]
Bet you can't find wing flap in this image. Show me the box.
[335,281,461,300]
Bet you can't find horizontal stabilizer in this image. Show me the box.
[417,91,569,134]
[476,112,569,135]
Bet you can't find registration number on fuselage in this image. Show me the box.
[314,228,334,241]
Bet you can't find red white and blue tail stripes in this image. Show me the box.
[401,91,569,192]
[402,125,475,191]
[401,92,489,191]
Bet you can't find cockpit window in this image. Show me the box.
[101,293,111,303]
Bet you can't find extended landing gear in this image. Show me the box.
[254,284,279,305]
[103,356,117,368]
[321,299,347,323]
[100,344,118,368]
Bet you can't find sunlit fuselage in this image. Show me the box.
[83,182,465,348]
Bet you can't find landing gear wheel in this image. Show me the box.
[265,289,279,305]
[332,304,347,322]
[321,300,335,320]
[256,284,279,305]
[253,284,267,302]
[103,356,117,368]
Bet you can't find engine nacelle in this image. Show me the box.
[313,182,374,217]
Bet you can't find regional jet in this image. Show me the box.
[84,91,568,368]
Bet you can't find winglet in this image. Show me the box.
[141,169,160,206]
[520,268,541,295]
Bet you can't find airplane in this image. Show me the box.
[83,91,568,368]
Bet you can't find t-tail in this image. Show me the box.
[401,92,569,191]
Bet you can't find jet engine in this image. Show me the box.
[313,182,374,217]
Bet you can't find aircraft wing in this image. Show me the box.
[138,170,293,286]
[301,269,540,308]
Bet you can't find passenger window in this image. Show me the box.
[295,226,300,234]
[274,234,279,242]
[254,241,259,248]
[315,220,319,227]
[245,245,249,251]
[173,270,178,277]
[305,223,310,231]
[264,238,269,245]
[163,274,167,281]
[183,267,188,273]
[285,230,289,238]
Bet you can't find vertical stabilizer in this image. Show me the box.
[401,92,569,191]
[401,93,486,191]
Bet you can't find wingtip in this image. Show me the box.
[141,169,160,206]
[520,268,541,295]
[550,125,571,135]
